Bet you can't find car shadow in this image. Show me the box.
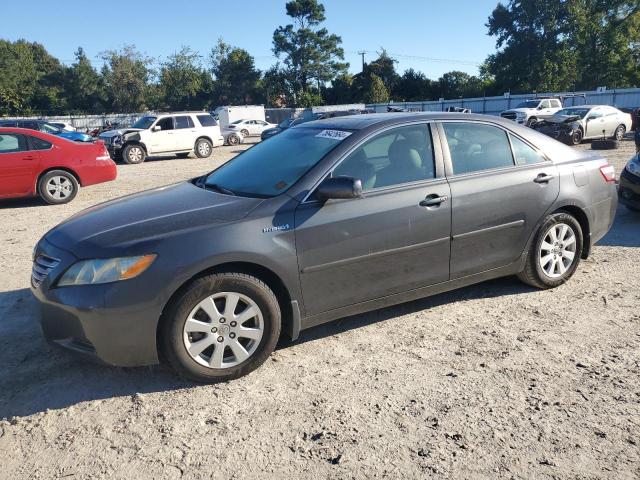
[0,288,189,419]
[283,276,535,348]
[597,204,640,247]
[0,197,45,209]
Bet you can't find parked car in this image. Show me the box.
[500,97,563,126]
[99,112,224,164]
[0,119,93,142]
[32,113,617,382]
[226,119,277,137]
[50,121,76,132]
[619,153,640,211]
[223,129,245,146]
[0,127,116,204]
[260,117,303,140]
[213,105,266,129]
[533,106,632,145]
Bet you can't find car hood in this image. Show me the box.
[546,114,582,124]
[45,181,264,257]
[99,128,143,139]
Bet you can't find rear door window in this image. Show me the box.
[442,122,515,175]
[175,116,194,129]
[28,136,53,150]
[0,133,27,153]
[509,134,545,166]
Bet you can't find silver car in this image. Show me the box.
[534,105,632,145]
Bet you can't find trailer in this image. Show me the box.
[213,105,266,128]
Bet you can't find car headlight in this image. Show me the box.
[626,155,640,176]
[58,255,156,287]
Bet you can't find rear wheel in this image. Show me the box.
[240,129,250,137]
[162,273,281,383]
[123,144,146,164]
[195,138,212,158]
[518,212,583,289]
[38,170,79,205]
[614,124,626,141]
[227,133,240,146]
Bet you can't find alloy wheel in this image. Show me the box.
[198,141,211,157]
[538,223,577,278]
[46,176,73,200]
[183,292,264,369]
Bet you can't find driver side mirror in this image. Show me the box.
[316,176,363,201]
[152,125,162,132]
[537,105,544,110]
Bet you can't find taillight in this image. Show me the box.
[599,165,616,183]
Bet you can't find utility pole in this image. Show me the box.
[357,50,366,72]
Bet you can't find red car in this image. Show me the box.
[0,128,117,204]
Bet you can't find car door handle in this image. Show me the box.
[22,155,36,161]
[534,173,554,183]
[419,194,448,207]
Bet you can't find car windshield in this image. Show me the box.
[203,127,348,197]
[555,108,590,118]
[42,123,62,134]
[277,118,294,128]
[131,116,157,129]
[515,100,541,109]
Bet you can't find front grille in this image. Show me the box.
[501,112,517,120]
[32,254,60,288]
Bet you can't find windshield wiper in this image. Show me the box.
[202,183,237,196]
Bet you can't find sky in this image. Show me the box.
[1,0,499,79]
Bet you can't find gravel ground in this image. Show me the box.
[0,136,639,479]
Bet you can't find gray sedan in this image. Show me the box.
[32,113,617,383]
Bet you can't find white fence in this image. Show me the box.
[365,88,640,115]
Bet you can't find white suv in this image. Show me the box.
[100,112,224,164]
[500,98,563,127]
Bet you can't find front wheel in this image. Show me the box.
[122,144,146,164]
[517,212,583,289]
[570,129,583,145]
[240,129,250,137]
[38,170,79,204]
[162,273,281,383]
[195,138,212,158]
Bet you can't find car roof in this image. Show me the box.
[295,112,516,131]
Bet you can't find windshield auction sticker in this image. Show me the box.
[316,130,352,141]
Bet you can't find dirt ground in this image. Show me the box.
[0,136,639,479]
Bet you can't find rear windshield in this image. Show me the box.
[204,127,347,197]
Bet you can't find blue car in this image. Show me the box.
[0,119,93,142]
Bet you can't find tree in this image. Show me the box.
[366,49,399,94]
[395,68,433,101]
[436,71,485,99]
[100,45,154,112]
[364,73,389,104]
[272,0,348,100]
[323,73,354,104]
[65,47,105,113]
[210,39,261,105]
[160,46,203,110]
[260,65,295,107]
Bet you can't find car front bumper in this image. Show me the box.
[619,168,640,209]
[31,239,162,367]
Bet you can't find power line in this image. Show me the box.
[345,50,482,67]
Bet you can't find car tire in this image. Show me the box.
[176,152,190,159]
[162,272,281,383]
[122,144,146,164]
[38,170,79,205]
[241,129,250,137]
[517,212,583,289]
[591,138,619,150]
[614,124,626,141]
[570,129,583,145]
[526,117,538,127]
[195,138,213,158]
[227,134,240,146]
